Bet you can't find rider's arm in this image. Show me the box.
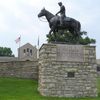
[56,10,60,15]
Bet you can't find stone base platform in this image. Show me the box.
[38,44,97,97]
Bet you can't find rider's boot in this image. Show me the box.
[60,21,63,26]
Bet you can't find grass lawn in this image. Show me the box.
[0,77,100,100]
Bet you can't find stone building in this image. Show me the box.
[18,43,37,61]
[0,43,38,79]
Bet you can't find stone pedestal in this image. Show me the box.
[38,44,97,97]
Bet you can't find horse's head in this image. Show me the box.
[38,8,46,18]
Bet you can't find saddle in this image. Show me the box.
[64,16,71,22]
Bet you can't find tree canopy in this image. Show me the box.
[47,30,96,45]
[0,47,14,57]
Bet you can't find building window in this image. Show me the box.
[27,48,29,52]
[68,72,75,78]
[97,66,100,71]
[23,49,26,53]
[30,49,32,55]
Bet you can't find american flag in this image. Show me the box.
[15,36,21,43]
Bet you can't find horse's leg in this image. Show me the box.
[49,29,52,36]
[74,28,81,44]
[53,29,58,42]
[49,25,57,38]
[75,21,81,39]
[49,27,54,35]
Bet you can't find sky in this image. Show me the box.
[0,0,100,58]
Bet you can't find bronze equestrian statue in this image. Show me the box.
[38,2,81,38]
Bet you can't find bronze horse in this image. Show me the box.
[38,8,81,37]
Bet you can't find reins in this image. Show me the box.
[38,17,47,22]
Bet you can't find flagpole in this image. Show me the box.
[18,35,21,59]
[37,36,39,59]
[15,35,21,60]
[19,35,21,59]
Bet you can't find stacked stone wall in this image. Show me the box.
[0,61,38,79]
[39,44,97,97]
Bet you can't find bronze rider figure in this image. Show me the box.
[56,2,66,26]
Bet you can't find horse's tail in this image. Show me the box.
[78,21,81,32]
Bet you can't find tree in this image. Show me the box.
[0,47,14,57]
[47,30,96,45]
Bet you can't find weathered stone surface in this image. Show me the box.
[57,44,84,62]
[0,61,38,79]
[39,43,97,97]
